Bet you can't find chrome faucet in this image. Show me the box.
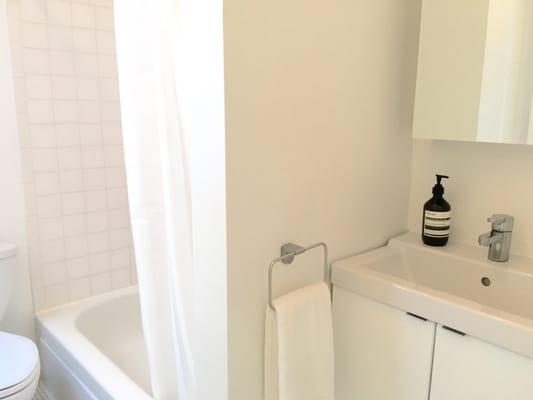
[479,214,514,262]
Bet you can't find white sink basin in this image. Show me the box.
[332,232,533,359]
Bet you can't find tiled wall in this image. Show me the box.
[6,0,136,310]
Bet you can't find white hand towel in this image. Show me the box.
[265,282,334,400]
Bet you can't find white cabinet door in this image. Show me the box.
[333,287,436,400]
[431,325,533,400]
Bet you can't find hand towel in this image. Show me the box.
[265,282,334,400]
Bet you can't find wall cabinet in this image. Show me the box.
[333,286,533,400]
[333,287,435,400]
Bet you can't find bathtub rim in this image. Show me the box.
[36,286,152,400]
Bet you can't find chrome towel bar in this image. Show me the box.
[268,242,329,311]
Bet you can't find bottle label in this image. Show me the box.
[424,210,451,238]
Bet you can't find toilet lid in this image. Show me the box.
[0,332,39,392]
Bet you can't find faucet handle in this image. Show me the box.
[488,214,514,232]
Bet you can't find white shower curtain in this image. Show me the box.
[114,1,196,398]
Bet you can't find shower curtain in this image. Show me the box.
[114,1,195,398]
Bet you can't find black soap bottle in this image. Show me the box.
[422,174,451,246]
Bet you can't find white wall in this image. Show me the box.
[408,139,533,258]
[6,0,136,311]
[224,0,422,398]
[0,0,34,337]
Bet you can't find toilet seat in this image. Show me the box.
[0,332,40,399]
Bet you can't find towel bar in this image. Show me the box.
[268,242,329,311]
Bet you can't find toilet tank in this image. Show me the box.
[0,243,17,321]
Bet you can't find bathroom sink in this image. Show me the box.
[332,232,533,359]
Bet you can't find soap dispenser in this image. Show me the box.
[422,174,451,246]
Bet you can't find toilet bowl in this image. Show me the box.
[0,244,40,399]
[0,332,40,400]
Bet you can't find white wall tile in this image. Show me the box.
[67,277,90,300]
[81,146,104,168]
[87,231,108,253]
[110,248,129,269]
[28,100,54,123]
[85,211,107,232]
[41,239,65,263]
[65,235,88,258]
[50,50,75,75]
[20,0,47,23]
[26,75,52,99]
[39,217,63,240]
[77,77,99,99]
[23,48,49,73]
[55,124,80,146]
[111,268,130,289]
[106,187,128,209]
[46,0,71,26]
[30,124,56,148]
[48,25,73,50]
[44,282,68,307]
[90,272,110,294]
[51,76,77,99]
[66,256,89,278]
[57,147,82,169]
[59,169,83,192]
[94,7,113,31]
[91,0,112,7]
[105,166,125,188]
[83,168,105,190]
[88,252,109,273]
[63,213,86,236]
[37,194,62,218]
[79,124,102,145]
[109,228,130,250]
[78,100,101,122]
[32,148,58,171]
[102,123,122,144]
[71,4,94,28]
[61,192,85,215]
[53,100,78,122]
[107,208,129,230]
[35,172,60,195]
[43,261,67,285]
[85,189,107,211]
[99,78,118,100]
[74,53,98,76]
[103,145,123,167]
[72,28,96,51]
[21,22,48,48]
[95,30,114,54]
[97,54,116,77]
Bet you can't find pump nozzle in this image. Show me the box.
[433,174,449,197]
[436,174,449,184]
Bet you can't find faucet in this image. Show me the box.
[479,214,514,262]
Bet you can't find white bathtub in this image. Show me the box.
[36,287,153,400]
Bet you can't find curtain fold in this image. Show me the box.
[114,1,195,398]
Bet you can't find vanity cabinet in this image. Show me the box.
[333,287,435,400]
[334,287,533,400]
[430,325,533,400]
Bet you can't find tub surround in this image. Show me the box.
[6,0,136,311]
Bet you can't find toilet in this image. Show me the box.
[0,243,40,400]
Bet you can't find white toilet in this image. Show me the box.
[0,243,40,400]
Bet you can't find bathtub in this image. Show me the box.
[36,287,153,400]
